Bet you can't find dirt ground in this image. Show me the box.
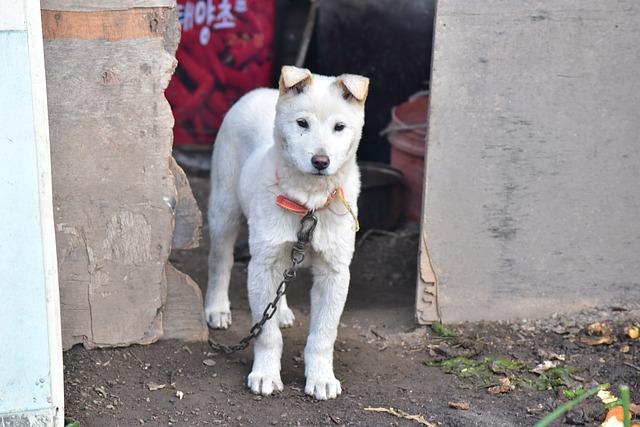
[64,175,640,426]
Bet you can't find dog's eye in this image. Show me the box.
[334,123,346,132]
[296,118,309,129]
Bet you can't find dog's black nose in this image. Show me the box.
[311,155,330,171]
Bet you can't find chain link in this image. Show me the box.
[209,211,318,354]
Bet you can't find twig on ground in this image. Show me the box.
[370,329,387,340]
[364,406,435,426]
[623,362,640,372]
[128,350,146,368]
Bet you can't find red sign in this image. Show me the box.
[167,0,276,146]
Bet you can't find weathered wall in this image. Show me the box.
[419,0,640,322]
[43,1,206,348]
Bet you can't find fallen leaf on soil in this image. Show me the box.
[581,322,616,345]
[448,401,470,410]
[488,377,514,394]
[579,335,616,346]
[553,326,569,335]
[531,360,558,374]
[527,405,544,414]
[597,389,618,405]
[537,349,566,361]
[93,386,107,398]
[628,325,640,340]
[621,345,630,353]
[329,414,342,424]
[631,403,640,415]
[364,407,435,426]
[146,382,166,391]
[202,359,216,366]
[587,322,612,335]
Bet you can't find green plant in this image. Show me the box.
[534,385,605,427]
[430,322,457,338]
[621,385,631,427]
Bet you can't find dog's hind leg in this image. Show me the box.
[204,216,239,329]
[204,150,242,329]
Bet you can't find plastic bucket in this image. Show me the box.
[386,93,428,222]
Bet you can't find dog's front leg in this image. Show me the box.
[304,262,349,400]
[246,257,285,395]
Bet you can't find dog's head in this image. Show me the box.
[274,66,369,177]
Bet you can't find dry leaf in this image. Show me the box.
[628,326,640,340]
[93,386,107,398]
[488,377,514,394]
[364,407,435,426]
[580,335,615,346]
[537,349,566,361]
[202,359,216,367]
[597,389,618,405]
[582,322,616,346]
[621,345,630,353]
[630,403,640,415]
[531,360,558,374]
[147,382,166,391]
[527,405,545,414]
[587,322,611,335]
[329,414,342,425]
[448,401,470,410]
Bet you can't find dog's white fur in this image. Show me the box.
[205,66,369,400]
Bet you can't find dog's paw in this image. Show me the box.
[278,306,295,328]
[205,309,232,330]
[247,372,284,396]
[305,376,342,400]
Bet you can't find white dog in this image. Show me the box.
[204,66,369,400]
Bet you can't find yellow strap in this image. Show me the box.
[337,188,360,232]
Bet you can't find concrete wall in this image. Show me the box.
[418,0,640,322]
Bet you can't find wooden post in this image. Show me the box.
[41,1,206,349]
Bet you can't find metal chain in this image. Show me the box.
[209,211,318,354]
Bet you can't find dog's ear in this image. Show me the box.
[279,66,313,95]
[336,74,370,104]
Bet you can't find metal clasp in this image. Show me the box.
[297,211,317,243]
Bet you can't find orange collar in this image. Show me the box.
[276,188,340,215]
[276,187,360,232]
